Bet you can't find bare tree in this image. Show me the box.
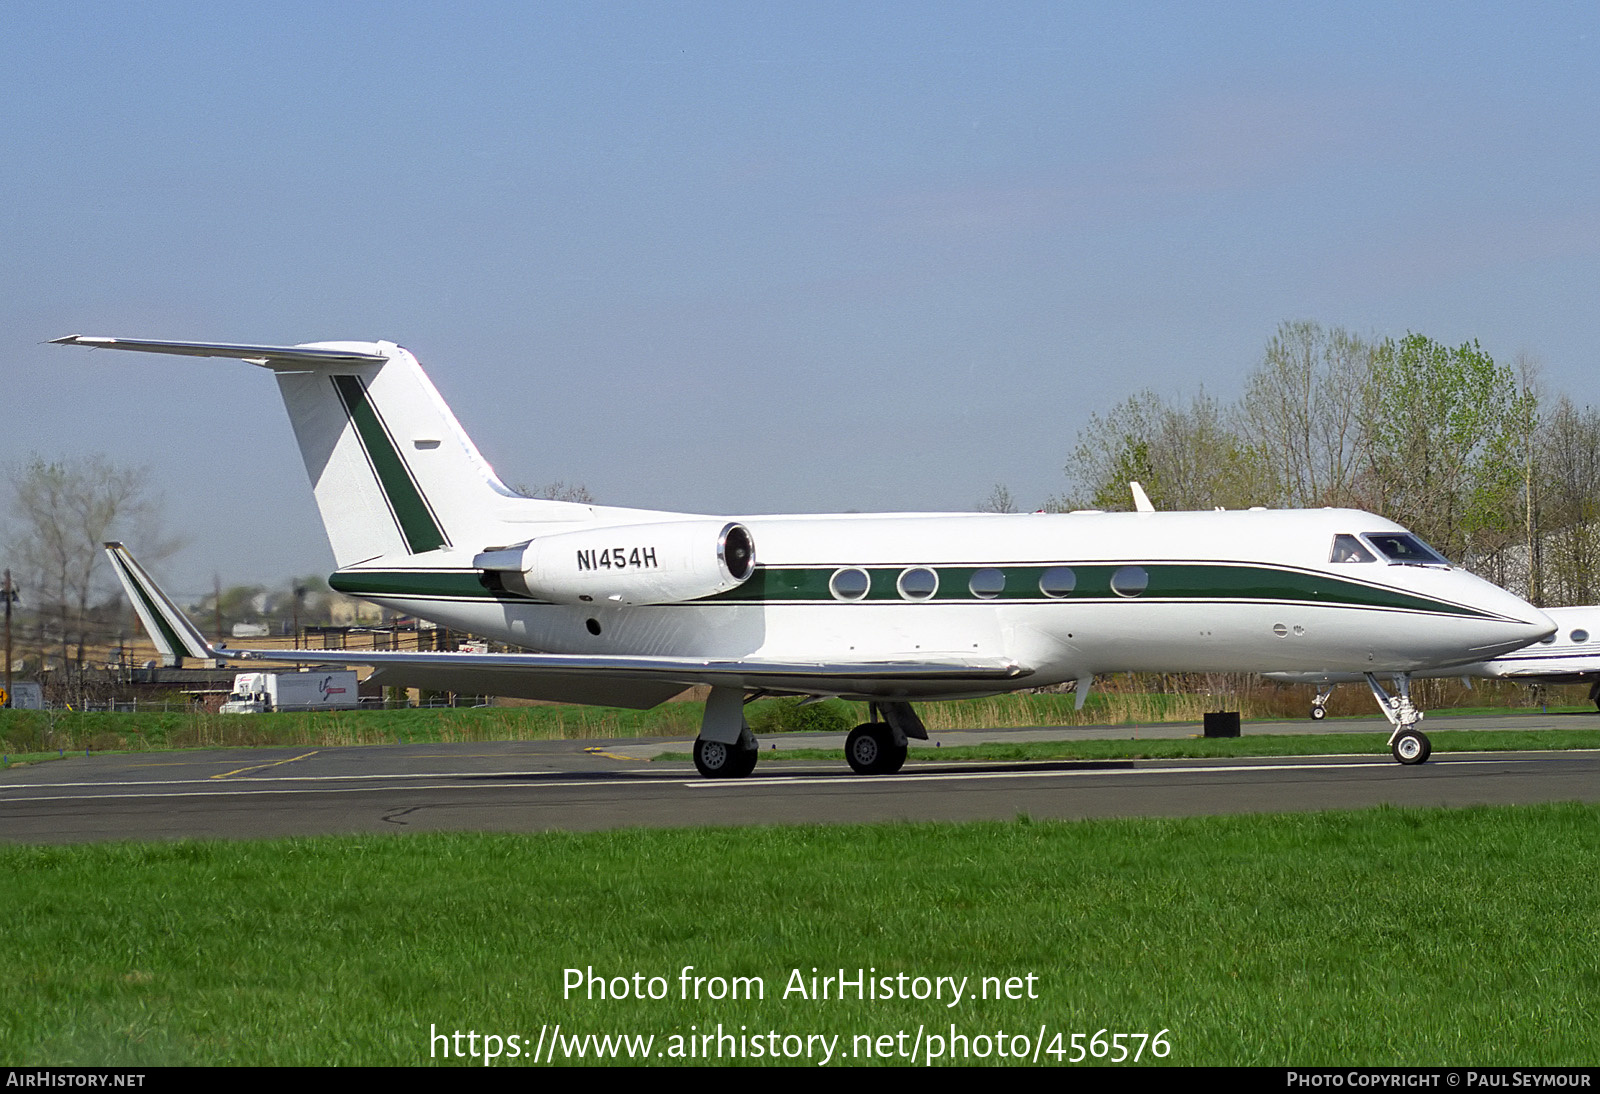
[976,483,1017,513]
[7,455,177,704]
[1239,320,1374,508]
[1065,388,1274,512]
[1537,395,1600,604]
[518,481,596,504]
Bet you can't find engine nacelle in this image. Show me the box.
[474,521,755,606]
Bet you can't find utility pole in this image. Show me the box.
[3,569,16,706]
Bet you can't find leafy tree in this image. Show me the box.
[1356,334,1535,564]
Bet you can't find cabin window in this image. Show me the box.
[829,567,871,601]
[1572,630,1590,644]
[1364,533,1449,566]
[969,568,1006,599]
[897,567,938,601]
[1330,534,1377,563]
[1540,633,1557,645]
[1039,567,1076,598]
[1111,565,1149,597]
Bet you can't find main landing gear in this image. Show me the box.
[691,689,929,779]
[844,701,926,775]
[693,736,759,778]
[691,687,761,779]
[1364,672,1432,766]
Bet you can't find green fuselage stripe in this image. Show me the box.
[332,569,502,600]
[331,375,448,554]
[330,562,1491,619]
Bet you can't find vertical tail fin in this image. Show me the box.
[270,340,506,564]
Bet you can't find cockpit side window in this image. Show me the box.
[1330,534,1377,563]
[1364,532,1450,567]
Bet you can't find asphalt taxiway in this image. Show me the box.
[1,712,1596,842]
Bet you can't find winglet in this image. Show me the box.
[103,543,219,667]
[1129,481,1155,513]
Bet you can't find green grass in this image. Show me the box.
[6,673,1591,760]
[4,806,1599,1066]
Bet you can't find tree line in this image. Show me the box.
[996,320,1600,606]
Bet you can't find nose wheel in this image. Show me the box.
[1309,685,1332,721]
[1390,728,1431,765]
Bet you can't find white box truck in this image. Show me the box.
[219,671,359,714]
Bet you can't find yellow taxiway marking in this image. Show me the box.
[583,746,644,761]
[211,751,320,779]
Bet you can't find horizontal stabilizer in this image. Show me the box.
[51,336,387,368]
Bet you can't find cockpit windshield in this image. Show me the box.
[1364,532,1450,567]
[1329,534,1377,563]
[1329,532,1451,567]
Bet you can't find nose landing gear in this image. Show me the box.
[1365,672,1431,765]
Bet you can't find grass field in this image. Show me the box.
[4,805,1598,1066]
[6,687,1596,1067]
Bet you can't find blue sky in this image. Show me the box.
[6,2,1600,594]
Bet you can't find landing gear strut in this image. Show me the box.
[1364,672,1431,765]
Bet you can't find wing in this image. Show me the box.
[104,544,1030,708]
[229,647,1030,707]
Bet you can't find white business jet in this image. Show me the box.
[1272,604,1600,728]
[57,335,1555,776]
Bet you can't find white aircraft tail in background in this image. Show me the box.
[59,334,1557,777]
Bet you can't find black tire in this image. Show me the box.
[1391,729,1431,765]
[880,741,908,774]
[845,723,907,775]
[694,738,735,778]
[730,744,759,778]
[1310,705,1327,721]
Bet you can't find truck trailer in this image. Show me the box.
[219,671,359,714]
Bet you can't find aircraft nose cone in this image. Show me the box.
[1468,597,1556,659]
